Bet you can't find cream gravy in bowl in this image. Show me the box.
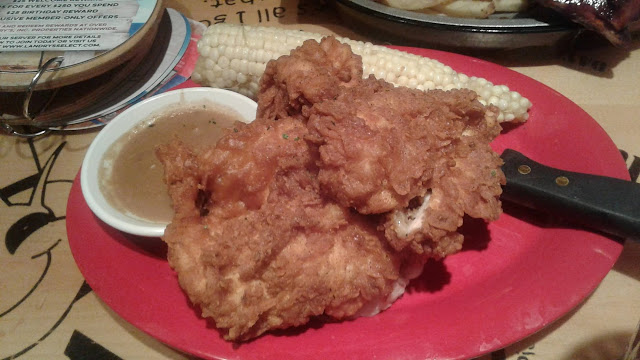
[81,88,258,237]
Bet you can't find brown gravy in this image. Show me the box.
[99,102,246,224]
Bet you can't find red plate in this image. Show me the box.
[67,47,629,360]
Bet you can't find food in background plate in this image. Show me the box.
[535,0,640,45]
[192,24,532,123]
[377,0,529,18]
[377,0,640,45]
[157,36,505,341]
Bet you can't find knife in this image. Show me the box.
[500,149,640,240]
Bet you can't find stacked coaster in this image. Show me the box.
[0,0,164,128]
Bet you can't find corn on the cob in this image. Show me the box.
[192,24,531,123]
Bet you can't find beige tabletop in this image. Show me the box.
[1,1,639,359]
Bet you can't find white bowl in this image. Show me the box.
[81,88,258,237]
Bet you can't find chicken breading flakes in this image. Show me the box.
[157,36,504,341]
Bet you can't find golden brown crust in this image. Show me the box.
[160,136,406,341]
[157,36,504,341]
[306,78,504,257]
[257,38,363,122]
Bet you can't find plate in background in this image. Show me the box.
[334,0,578,49]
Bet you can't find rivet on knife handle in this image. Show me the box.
[500,149,640,240]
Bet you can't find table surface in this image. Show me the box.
[1,1,639,359]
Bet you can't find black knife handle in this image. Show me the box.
[501,149,640,240]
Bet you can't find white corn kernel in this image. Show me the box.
[191,23,531,123]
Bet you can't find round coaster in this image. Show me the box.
[0,0,164,92]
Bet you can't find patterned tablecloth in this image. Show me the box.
[1,1,639,359]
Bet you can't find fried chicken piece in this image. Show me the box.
[306,77,505,257]
[157,117,422,341]
[257,37,363,121]
[157,36,504,342]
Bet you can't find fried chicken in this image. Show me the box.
[157,117,419,341]
[157,36,504,342]
[305,78,504,256]
[257,35,363,122]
